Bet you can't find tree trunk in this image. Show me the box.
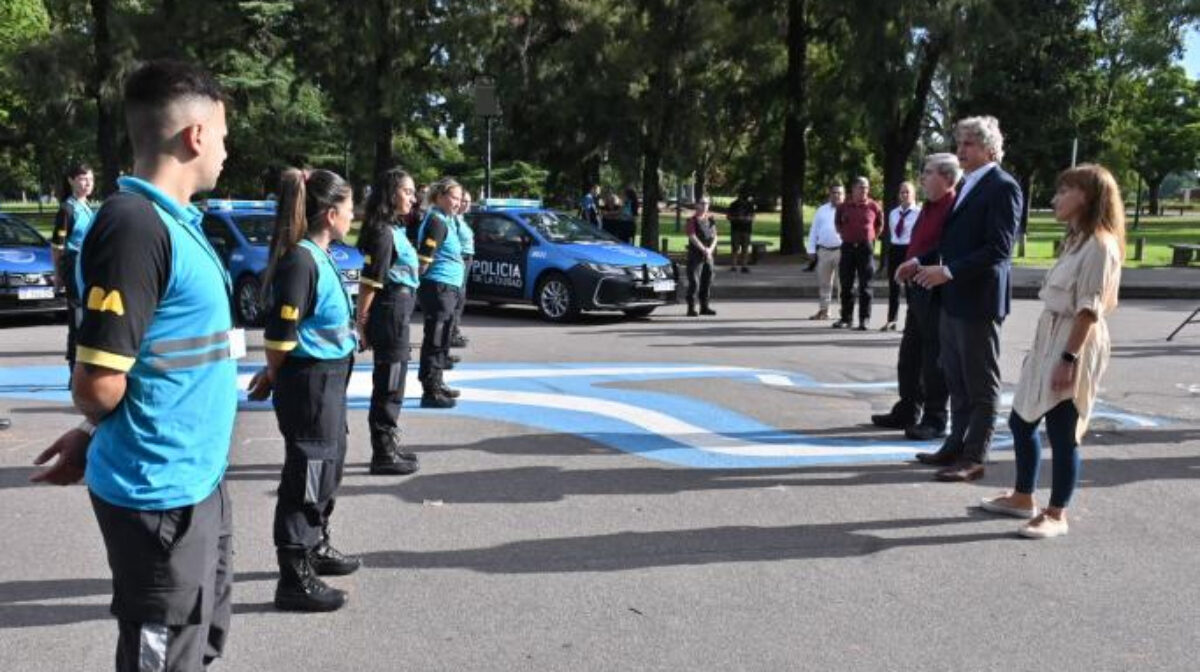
[370,1,394,179]
[880,33,946,216]
[640,144,661,252]
[1017,171,1033,233]
[1147,177,1163,216]
[91,0,120,196]
[779,0,808,255]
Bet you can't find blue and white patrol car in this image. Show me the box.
[0,213,66,317]
[465,199,677,322]
[200,200,364,325]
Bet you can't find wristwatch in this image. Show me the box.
[1060,351,1079,364]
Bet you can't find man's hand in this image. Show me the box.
[914,265,951,288]
[894,258,919,283]
[30,429,90,485]
[247,367,273,402]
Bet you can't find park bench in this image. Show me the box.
[1169,243,1200,267]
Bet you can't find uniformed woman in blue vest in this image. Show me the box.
[356,168,422,475]
[50,163,95,381]
[249,168,360,612]
[450,188,475,349]
[415,177,465,407]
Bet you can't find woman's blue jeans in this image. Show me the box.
[1009,400,1081,509]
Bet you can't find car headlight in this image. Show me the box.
[582,262,625,275]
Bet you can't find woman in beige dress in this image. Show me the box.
[980,164,1124,538]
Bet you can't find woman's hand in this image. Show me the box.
[30,429,90,485]
[247,367,274,401]
[1051,360,1076,393]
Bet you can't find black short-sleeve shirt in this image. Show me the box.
[359,224,396,288]
[76,194,172,371]
[263,247,318,351]
[417,216,448,264]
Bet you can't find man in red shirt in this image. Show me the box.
[834,177,885,329]
[875,154,961,439]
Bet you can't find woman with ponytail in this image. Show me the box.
[414,177,465,407]
[356,168,422,475]
[248,168,360,612]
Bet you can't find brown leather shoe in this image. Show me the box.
[914,450,958,466]
[934,462,985,482]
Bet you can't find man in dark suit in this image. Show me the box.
[901,116,1022,482]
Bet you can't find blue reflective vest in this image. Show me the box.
[456,215,475,256]
[85,177,237,511]
[387,225,420,289]
[63,197,95,254]
[293,239,357,359]
[418,208,464,286]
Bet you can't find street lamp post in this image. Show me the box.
[474,75,500,200]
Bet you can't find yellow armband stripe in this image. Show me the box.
[263,339,298,352]
[75,346,136,372]
[360,278,384,289]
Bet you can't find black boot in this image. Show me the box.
[310,527,362,576]
[420,379,456,408]
[436,370,461,399]
[274,549,347,612]
[369,431,419,475]
[700,305,717,316]
[450,331,468,348]
[686,301,698,317]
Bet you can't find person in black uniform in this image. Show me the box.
[450,189,474,350]
[249,168,360,612]
[356,168,422,476]
[50,162,96,383]
[685,196,719,316]
[415,177,465,407]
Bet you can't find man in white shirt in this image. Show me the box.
[807,182,845,320]
[883,181,920,330]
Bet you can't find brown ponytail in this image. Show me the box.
[261,168,308,301]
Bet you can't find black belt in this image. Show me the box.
[385,284,414,295]
[818,245,840,251]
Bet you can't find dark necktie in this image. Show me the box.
[896,208,909,238]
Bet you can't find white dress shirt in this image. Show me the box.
[887,204,921,245]
[953,161,997,211]
[809,202,842,250]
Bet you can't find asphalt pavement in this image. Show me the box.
[2,298,1199,671]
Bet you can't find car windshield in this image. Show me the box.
[0,217,47,247]
[233,215,275,245]
[522,211,617,243]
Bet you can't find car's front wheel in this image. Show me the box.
[234,274,265,326]
[535,272,579,323]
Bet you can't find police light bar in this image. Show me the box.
[203,199,277,211]
[482,198,542,209]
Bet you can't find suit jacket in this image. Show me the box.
[918,165,1022,321]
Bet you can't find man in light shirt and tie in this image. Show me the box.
[883,181,921,331]
[806,182,845,320]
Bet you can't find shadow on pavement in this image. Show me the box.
[0,572,276,629]
[358,515,1016,575]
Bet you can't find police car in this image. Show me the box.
[465,199,677,322]
[0,213,66,317]
[200,200,364,325]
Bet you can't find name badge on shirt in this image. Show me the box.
[228,328,247,359]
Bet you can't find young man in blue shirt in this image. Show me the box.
[32,60,238,672]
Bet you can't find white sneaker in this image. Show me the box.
[1018,514,1069,539]
[980,494,1038,519]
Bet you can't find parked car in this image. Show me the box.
[465,199,677,322]
[199,200,364,325]
[0,213,67,317]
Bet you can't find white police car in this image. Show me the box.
[466,199,677,322]
[0,213,66,317]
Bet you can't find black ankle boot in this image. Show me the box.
[369,432,419,475]
[420,381,456,408]
[436,370,460,398]
[686,302,698,317]
[310,531,362,577]
[274,549,347,612]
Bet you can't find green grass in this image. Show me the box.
[6,200,1197,268]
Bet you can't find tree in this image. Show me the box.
[1124,66,1200,215]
